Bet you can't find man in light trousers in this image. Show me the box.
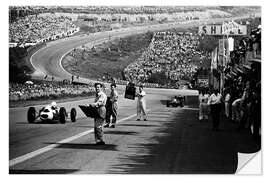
[90,83,107,145]
[136,85,147,121]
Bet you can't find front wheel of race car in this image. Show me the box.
[27,107,36,123]
[70,108,77,122]
[59,107,67,124]
[166,101,170,107]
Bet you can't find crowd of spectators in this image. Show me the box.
[9,82,95,101]
[9,6,226,15]
[124,31,204,86]
[206,23,261,141]
[78,9,232,27]
[75,6,208,15]
[226,24,260,138]
[231,26,261,65]
[222,65,261,141]
[11,6,258,18]
[9,13,77,46]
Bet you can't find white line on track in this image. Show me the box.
[30,44,48,76]
[9,109,150,167]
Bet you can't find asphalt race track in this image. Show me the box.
[10,93,202,174]
[9,16,252,174]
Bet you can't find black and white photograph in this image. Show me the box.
[6,0,263,175]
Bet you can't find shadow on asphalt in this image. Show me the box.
[107,95,260,174]
[160,99,167,105]
[16,120,74,125]
[105,131,138,135]
[9,169,79,174]
[118,124,160,127]
[44,142,118,151]
[108,110,187,174]
[16,121,59,125]
[184,95,199,108]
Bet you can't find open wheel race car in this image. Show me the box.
[27,105,77,124]
[166,95,185,107]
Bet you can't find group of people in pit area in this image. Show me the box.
[199,89,222,131]
[49,82,147,145]
[199,84,260,138]
[89,83,147,145]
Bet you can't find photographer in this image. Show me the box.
[90,83,107,145]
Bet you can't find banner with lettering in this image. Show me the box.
[198,22,247,35]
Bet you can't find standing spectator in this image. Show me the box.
[250,82,261,140]
[231,97,242,124]
[204,90,210,121]
[208,89,222,130]
[136,85,147,121]
[104,83,119,128]
[238,81,252,130]
[203,90,209,121]
[224,89,231,120]
[90,83,107,145]
[199,90,209,122]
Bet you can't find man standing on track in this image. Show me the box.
[104,83,119,128]
[208,89,222,131]
[90,83,107,145]
[199,90,209,122]
[136,85,147,121]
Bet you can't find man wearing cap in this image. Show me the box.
[90,83,107,145]
[104,83,119,128]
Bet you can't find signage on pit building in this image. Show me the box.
[198,21,247,35]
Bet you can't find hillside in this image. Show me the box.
[62,32,153,81]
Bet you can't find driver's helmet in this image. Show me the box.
[51,101,57,108]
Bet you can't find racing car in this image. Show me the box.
[27,102,77,124]
[166,95,185,107]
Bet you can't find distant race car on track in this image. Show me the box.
[166,95,185,107]
[27,102,77,124]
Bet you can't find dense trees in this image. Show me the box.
[9,47,31,83]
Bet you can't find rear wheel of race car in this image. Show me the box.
[27,107,36,123]
[59,107,67,124]
[70,108,77,122]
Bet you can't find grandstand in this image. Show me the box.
[9,6,261,104]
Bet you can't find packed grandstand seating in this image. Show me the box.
[9,5,235,48]
[79,6,208,14]
[9,82,95,101]
[124,31,203,84]
[9,6,231,16]
[9,13,77,46]
[9,7,261,102]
